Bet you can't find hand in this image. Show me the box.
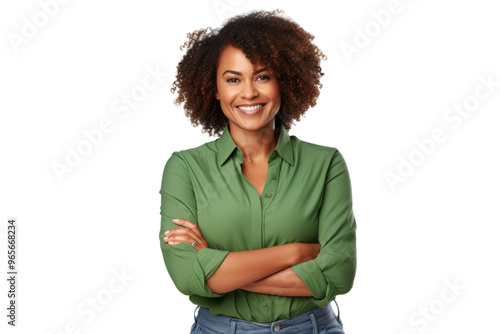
[163,219,209,251]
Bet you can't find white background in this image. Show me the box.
[1,0,499,333]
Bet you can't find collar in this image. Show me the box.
[217,120,294,167]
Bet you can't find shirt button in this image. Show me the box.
[263,302,268,307]
[264,193,270,198]
[273,324,281,332]
[271,152,277,159]
[271,174,277,180]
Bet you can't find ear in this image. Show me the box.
[215,91,220,100]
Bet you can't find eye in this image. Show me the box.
[226,78,239,83]
[256,75,270,81]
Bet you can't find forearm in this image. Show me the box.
[240,267,313,296]
[206,243,308,294]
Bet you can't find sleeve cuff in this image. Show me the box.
[190,247,230,297]
[291,259,337,307]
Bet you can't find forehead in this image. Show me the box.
[217,45,264,73]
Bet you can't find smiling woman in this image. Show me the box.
[160,9,357,334]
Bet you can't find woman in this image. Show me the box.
[159,9,357,334]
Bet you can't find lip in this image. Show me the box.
[236,103,266,116]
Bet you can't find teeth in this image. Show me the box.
[238,104,263,111]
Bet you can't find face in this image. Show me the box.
[215,45,281,133]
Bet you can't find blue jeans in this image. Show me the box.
[189,300,345,334]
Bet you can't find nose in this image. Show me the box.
[240,80,258,99]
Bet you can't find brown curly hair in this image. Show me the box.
[171,9,327,137]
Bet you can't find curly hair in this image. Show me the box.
[171,9,327,137]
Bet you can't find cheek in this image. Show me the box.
[269,89,281,106]
[218,89,237,105]
[267,83,281,102]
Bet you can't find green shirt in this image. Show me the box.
[159,121,357,323]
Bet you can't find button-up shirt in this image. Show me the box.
[159,121,357,323]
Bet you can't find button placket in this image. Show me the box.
[261,158,281,211]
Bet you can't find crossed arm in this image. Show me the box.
[160,149,356,301]
[163,218,319,296]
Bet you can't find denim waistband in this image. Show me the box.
[193,300,342,334]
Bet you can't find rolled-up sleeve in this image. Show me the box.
[291,149,357,307]
[159,152,230,297]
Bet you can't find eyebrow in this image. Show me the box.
[222,68,269,76]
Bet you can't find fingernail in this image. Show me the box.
[168,241,175,245]
[172,219,180,222]
[164,230,170,235]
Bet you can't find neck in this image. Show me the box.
[229,119,280,165]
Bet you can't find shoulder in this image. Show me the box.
[289,134,350,177]
[160,139,219,189]
[291,134,340,159]
[162,137,222,180]
[167,138,219,162]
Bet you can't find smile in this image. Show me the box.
[237,104,265,111]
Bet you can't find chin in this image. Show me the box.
[234,118,272,131]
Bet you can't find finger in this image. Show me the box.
[164,227,190,236]
[172,219,199,231]
[164,234,203,249]
[172,219,204,239]
[165,227,200,241]
[164,229,206,246]
[164,233,192,244]
[164,235,195,245]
